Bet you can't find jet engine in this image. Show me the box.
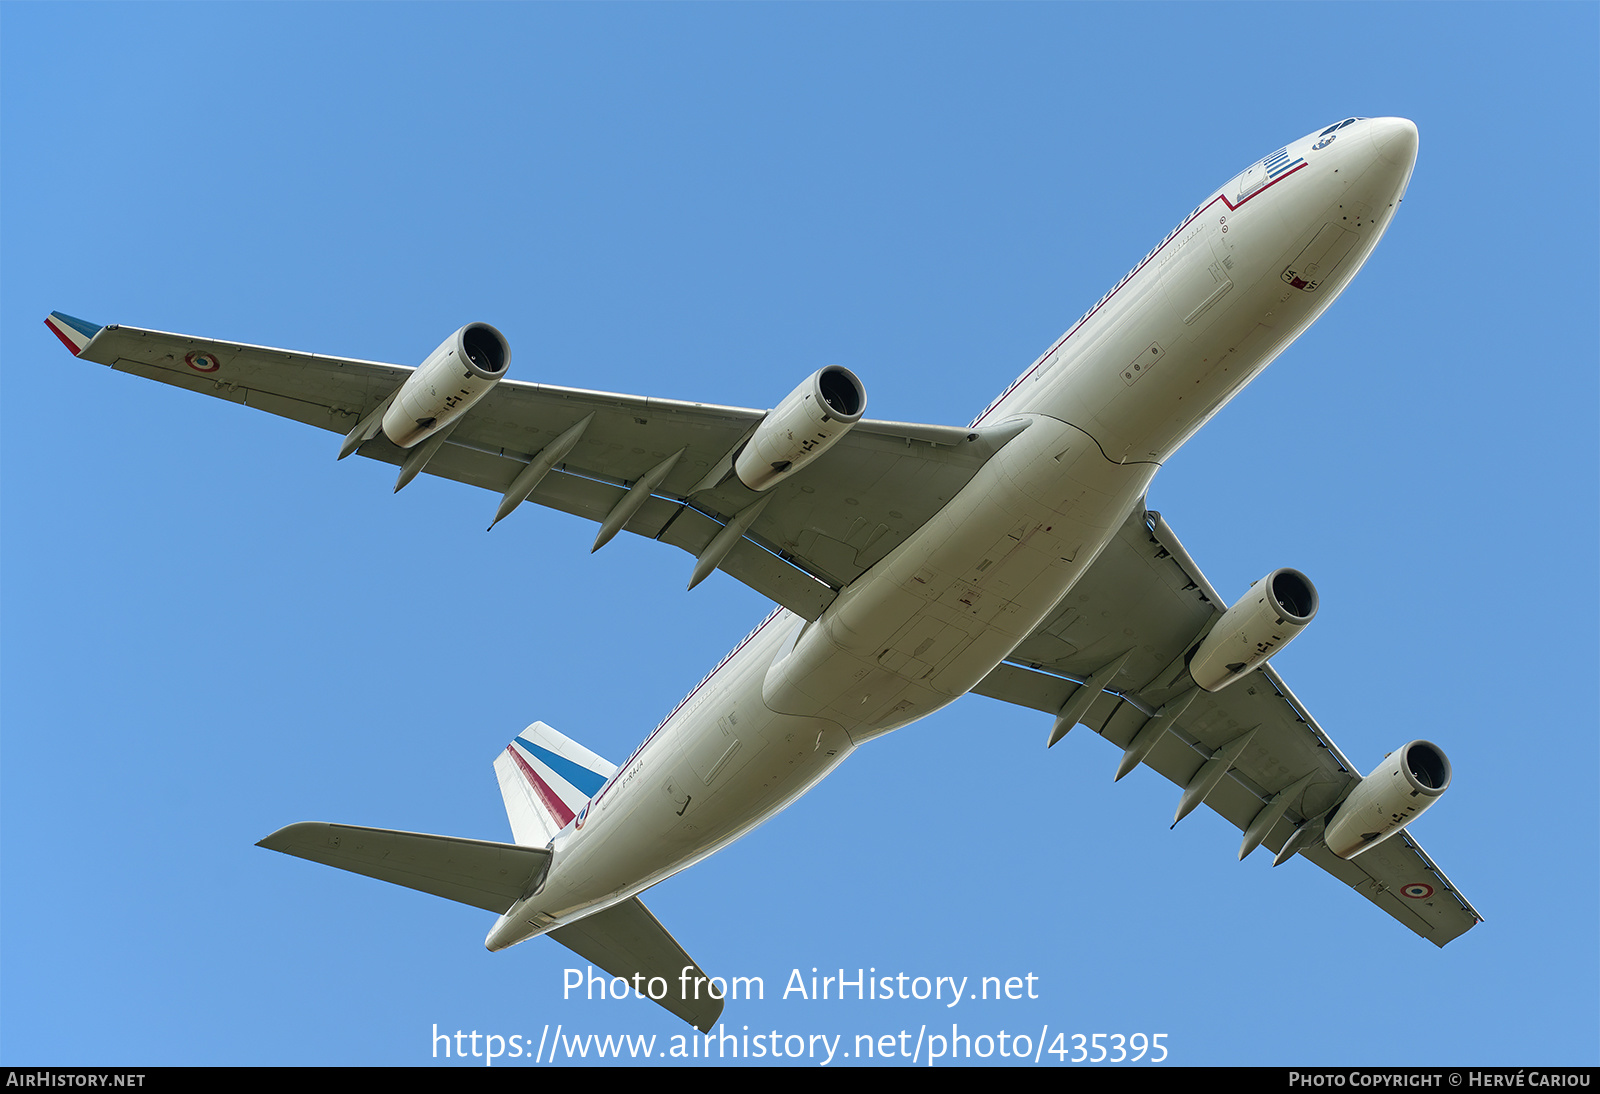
[1188,568,1318,691]
[382,323,511,448]
[1324,740,1452,859]
[734,366,867,491]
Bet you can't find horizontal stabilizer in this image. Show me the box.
[257,822,551,915]
[550,897,726,1032]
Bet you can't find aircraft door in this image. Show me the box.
[1162,215,1234,334]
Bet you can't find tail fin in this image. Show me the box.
[493,721,616,846]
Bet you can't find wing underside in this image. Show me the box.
[64,318,1018,620]
[973,507,1482,946]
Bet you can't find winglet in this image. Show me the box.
[44,311,103,356]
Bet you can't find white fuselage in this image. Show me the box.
[486,117,1419,952]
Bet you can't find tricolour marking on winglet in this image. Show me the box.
[44,311,103,356]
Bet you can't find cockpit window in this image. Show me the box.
[1320,118,1363,136]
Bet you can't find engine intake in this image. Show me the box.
[1325,740,1452,859]
[1188,568,1318,691]
[734,366,867,491]
[382,323,511,449]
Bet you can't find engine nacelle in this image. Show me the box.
[734,366,867,491]
[382,323,511,449]
[1188,568,1318,692]
[1325,740,1452,859]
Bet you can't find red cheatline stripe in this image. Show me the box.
[506,743,576,827]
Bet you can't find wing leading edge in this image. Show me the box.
[974,506,1482,947]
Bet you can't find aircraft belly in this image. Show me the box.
[763,414,1156,741]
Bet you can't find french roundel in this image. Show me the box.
[1401,883,1434,899]
[186,351,221,373]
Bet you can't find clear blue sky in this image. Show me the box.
[4,2,1596,1068]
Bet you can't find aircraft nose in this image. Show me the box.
[1367,117,1419,170]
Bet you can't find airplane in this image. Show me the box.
[45,115,1480,1031]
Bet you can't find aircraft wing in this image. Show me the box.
[972,506,1483,947]
[50,313,1020,621]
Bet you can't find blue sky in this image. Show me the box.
[3,2,1596,1068]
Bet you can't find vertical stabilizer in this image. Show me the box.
[493,721,616,846]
